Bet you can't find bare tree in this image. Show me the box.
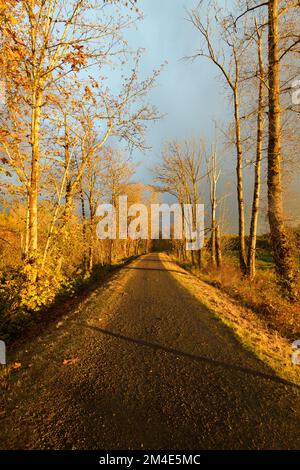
[247,20,265,279]
[187,3,247,273]
[155,139,204,265]
[207,150,221,267]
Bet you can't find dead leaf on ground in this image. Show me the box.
[63,357,79,366]
[11,362,22,369]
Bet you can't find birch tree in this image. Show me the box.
[187,3,248,273]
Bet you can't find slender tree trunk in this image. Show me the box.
[208,152,219,268]
[63,119,72,229]
[197,249,202,267]
[210,169,217,267]
[80,187,86,235]
[80,186,88,271]
[267,0,298,298]
[210,188,216,266]
[28,89,42,272]
[247,29,264,280]
[88,230,94,272]
[215,224,222,268]
[233,85,247,274]
[23,195,30,260]
[88,195,95,272]
[180,202,187,261]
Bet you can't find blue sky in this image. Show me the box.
[116,0,247,233]
[125,0,231,181]
[100,0,293,234]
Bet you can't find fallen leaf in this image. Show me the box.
[12,362,21,369]
[63,357,78,366]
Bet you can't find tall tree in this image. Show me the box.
[187,4,247,273]
[247,21,265,279]
[267,0,298,297]
[207,151,221,268]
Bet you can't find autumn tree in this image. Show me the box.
[0,0,143,274]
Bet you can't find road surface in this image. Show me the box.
[0,253,299,449]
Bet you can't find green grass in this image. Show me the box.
[225,248,275,271]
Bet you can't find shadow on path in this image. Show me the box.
[82,323,299,390]
[124,266,188,274]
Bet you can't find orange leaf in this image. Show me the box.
[63,357,78,366]
[12,362,21,369]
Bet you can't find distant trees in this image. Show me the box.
[155,139,225,270]
[155,139,207,265]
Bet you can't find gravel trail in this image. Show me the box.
[0,253,299,449]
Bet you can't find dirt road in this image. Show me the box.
[0,253,299,449]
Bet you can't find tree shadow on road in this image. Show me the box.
[123,266,188,274]
[81,323,299,390]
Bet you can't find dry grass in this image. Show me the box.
[181,256,300,339]
[166,254,300,387]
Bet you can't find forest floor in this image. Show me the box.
[0,253,299,449]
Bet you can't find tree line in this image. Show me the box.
[0,0,159,315]
[156,0,299,301]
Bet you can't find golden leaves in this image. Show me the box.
[63,46,87,72]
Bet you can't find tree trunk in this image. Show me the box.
[28,89,42,272]
[247,29,264,280]
[62,118,72,230]
[267,0,298,299]
[215,224,222,268]
[210,178,217,267]
[88,241,94,272]
[197,249,202,268]
[80,186,88,271]
[233,85,247,274]
[23,195,30,260]
[88,197,95,272]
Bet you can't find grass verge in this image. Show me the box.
[165,254,300,387]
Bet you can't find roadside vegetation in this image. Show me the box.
[176,234,300,339]
[168,230,300,385]
[0,0,159,342]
